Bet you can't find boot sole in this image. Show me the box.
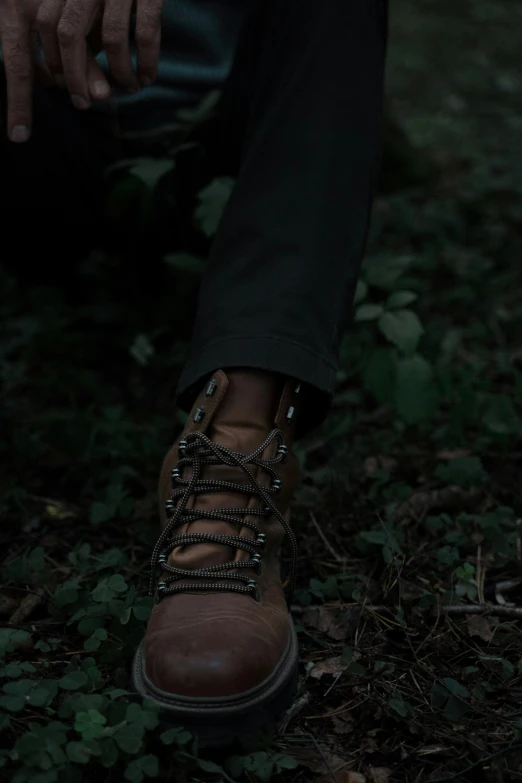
[131,619,299,748]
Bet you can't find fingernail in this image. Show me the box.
[55,75,66,88]
[10,125,30,143]
[71,95,89,110]
[92,81,110,99]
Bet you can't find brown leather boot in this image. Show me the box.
[132,369,303,746]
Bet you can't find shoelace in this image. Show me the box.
[148,428,298,603]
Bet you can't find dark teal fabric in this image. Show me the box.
[92,1,253,136]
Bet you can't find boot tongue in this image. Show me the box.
[209,370,281,449]
[169,371,283,572]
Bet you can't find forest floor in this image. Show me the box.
[1,0,522,781]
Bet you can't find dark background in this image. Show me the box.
[1,1,522,781]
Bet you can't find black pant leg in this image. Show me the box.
[176,0,388,435]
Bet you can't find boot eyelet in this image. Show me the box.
[171,467,181,482]
[165,499,175,516]
[286,406,295,423]
[178,438,187,455]
[206,378,217,397]
[158,581,168,591]
[247,578,260,601]
[158,554,167,564]
[272,478,282,492]
[193,406,205,423]
[256,532,267,547]
[251,553,262,572]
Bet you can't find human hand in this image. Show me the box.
[37,0,166,109]
[0,0,112,141]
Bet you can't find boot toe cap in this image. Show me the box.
[144,630,284,698]
[143,598,290,699]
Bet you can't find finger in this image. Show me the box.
[1,18,34,141]
[86,47,111,101]
[36,0,66,82]
[58,0,99,109]
[135,0,163,87]
[102,0,138,91]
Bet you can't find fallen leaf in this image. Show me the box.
[466,614,493,642]
[291,747,347,780]
[9,591,44,625]
[416,745,449,756]
[309,656,348,680]
[303,606,347,640]
[368,768,392,783]
[45,502,75,521]
[302,605,359,640]
[398,486,480,521]
[332,715,355,735]
[362,735,378,753]
[343,774,366,783]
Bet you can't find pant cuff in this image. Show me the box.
[176,335,336,438]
